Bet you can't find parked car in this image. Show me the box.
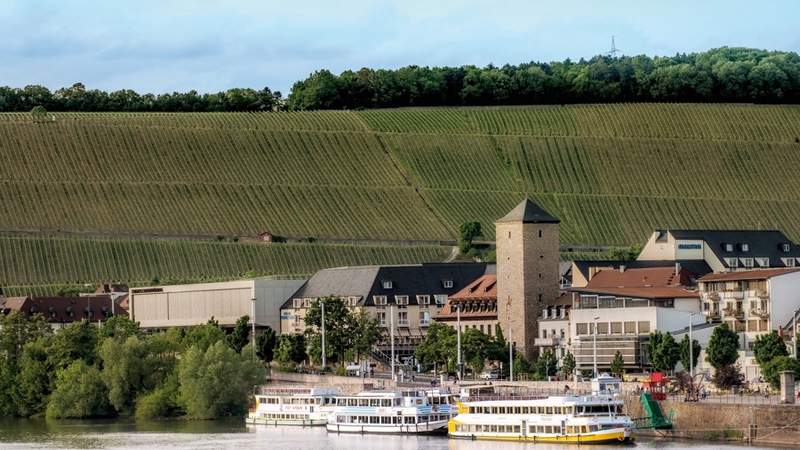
[479,370,500,380]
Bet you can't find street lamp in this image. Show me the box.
[456,302,462,382]
[321,300,326,369]
[592,316,600,378]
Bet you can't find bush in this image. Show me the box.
[761,356,800,389]
[46,360,111,419]
[135,376,181,420]
[712,364,744,390]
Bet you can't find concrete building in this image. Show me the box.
[568,266,704,371]
[535,293,572,360]
[496,198,560,360]
[130,278,305,331]
[638,230,800,272]
[436,274,499,336]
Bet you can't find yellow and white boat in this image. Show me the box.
[448,374,633,444]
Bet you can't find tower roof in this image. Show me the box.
[496,198,559,224]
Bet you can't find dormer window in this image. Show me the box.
[725,257,739,268]
[787,258,798,267]
[293,298,302,309]
[443,280,454,289]
[740,243,749,252]
[395,295,409,305]
[741,258,754,268]
[382,280,393,289]
[724,243,734,252]
[756,258,769,268]
[373,295,388,306]
[783,243,792,253]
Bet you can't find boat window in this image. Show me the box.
[581,425,588,433]
[545,406,553,415]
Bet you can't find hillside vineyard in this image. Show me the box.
[1,103,800,286]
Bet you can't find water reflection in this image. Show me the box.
[0,419,766,449]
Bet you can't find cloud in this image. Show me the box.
[0,0,797,94]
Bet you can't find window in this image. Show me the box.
[417,295,430,305]
[382,280,393,289]
[293,298,302,308]
[638,321,650,334]
[398,311,408,326]
[783,243,791,253]
[785,258,796,267]
[596,322,608,334]
[395,295,409,305]
[442,280,454,289]
[303,298,312,308]
[539,229,543,238]
[740,243,749,252]
[347,296,360,307]
[756,258,769,268]
[611,322,622,334]
[419,311,430,326]
[624,321,636,334]
[725,257,739,268]
[377,312,387,326]
[576,323,588,335]
[741,258,754,268]
[373,295,388,306]
[434,295,447,305]
[724,243,734,252]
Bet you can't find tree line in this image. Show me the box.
[0,312,266,419]
[0,83,283,112]
[3,47,800,113]
[288,47,800,109]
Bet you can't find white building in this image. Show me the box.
[130,278,305,331]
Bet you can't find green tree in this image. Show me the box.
[274,334,306,370]
[350,311,383,362]
[46,360,110,419]
[534,349,558,379]
[99,315,141,340]
[712,364,745,390]
[47,320,98,371]
[0,357,17,416]
[610,351,625,377]
[227,315,251,353]
[0,311,51,365]
[647,331,680,373]
[13,337,52,417]
[461,328,492,375]
[99,336,148,413]
[256,326,277,363]
[458,222,482,254]
[177,341,265,419]
[30,105,48,123]
[679,335,701,372]
[135,374,182,419]
[561,352,576,379]
[752,331,788,367]
[182,318,226,351]
[761,356,800,389]
[414,322,457,373]
[304,297,354,366]
[706,324,740,369]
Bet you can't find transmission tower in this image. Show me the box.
[607,35,621,57]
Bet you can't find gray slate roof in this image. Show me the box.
[496,198,559,224]
[667,230,800,267]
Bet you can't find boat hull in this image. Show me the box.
[449,429,631,444]
[327,420,449,434]
[246,417,328,426]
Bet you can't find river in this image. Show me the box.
[0,419,778,449]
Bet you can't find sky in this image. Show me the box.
[2,0,799,94]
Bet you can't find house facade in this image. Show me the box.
[0,294,121,329]
[280,263,491,359]
[436,274,499,336]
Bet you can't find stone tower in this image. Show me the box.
[495,198,560,361]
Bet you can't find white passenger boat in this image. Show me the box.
[448,374,633,444]
[327,390,453,434]
[247,386,340,426]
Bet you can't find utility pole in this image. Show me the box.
[593,316,599,378]
[456,302,462,381]
[251,297,257,360]
[390,304,395,381]
[689,318,693,376]
[321,300,326,369]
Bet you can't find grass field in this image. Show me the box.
[2,104,800,288]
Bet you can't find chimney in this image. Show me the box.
[619,265,626,273]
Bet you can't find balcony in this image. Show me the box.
[720,291,744,300]
[749,308,770,319]
[755,289,769,299]
[534,337,561,347]
[722,307,744,319]
[419,320,430,327]
[398,320,409,327]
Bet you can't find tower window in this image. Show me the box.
[508,231,511,239]
[539,229,542,238]
[538,294,543,302]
